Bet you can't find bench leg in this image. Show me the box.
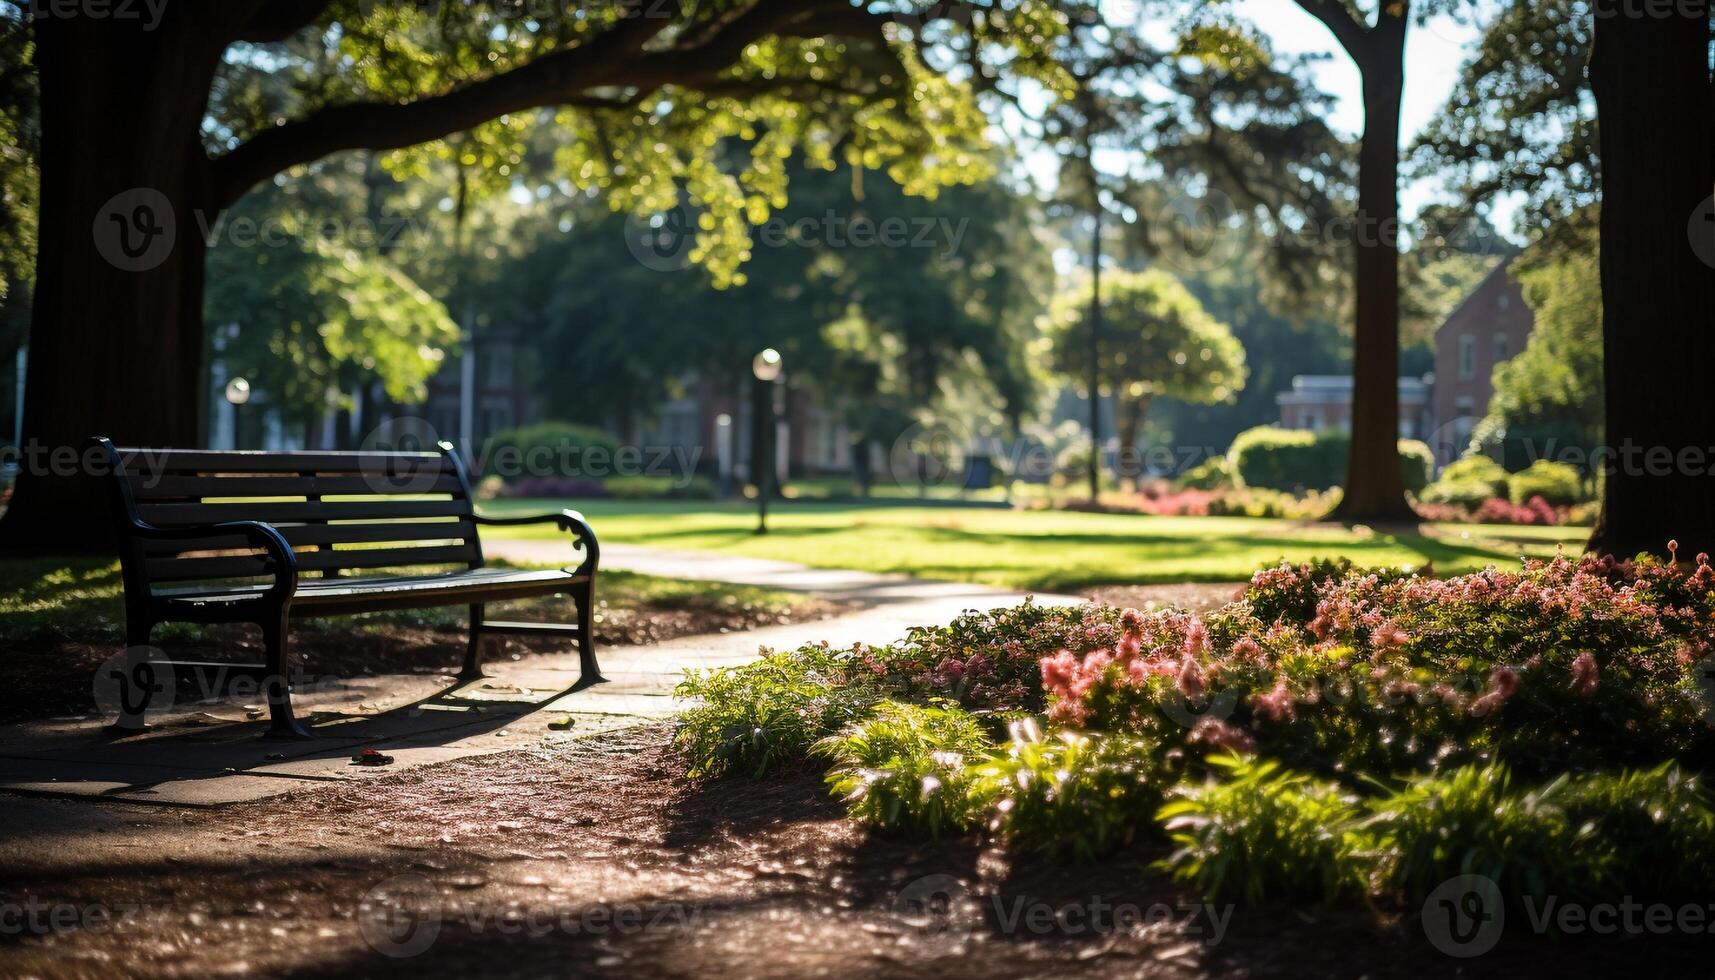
[261,609,312,740]
[459,603,486,681]
[108,620,157,733]
[572,579,604,682]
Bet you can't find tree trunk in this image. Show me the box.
[1587,3,1715,559]
[1118,395,1151,491]
[1,14,224,552]
[1087,205,1103,502]
[1329,22,1415,525]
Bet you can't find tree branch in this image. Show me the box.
[1292,0,1372,63]
[209,0,890,208]
[228,0,335,43]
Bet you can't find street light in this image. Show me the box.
[751,349,783,534]
[224,376,251,449]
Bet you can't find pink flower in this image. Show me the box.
[1183,617,1209,657]
[1250,678,1296,723]
[1120,607,1146,635]
[1492,666,1520,699]
[1117,632,1142,662]
[1233,636,1264,663]
[1370,622,1410,649]
[1040,650,1079,694]
[1189,717,1256,755]
[1570,652,1599,697]
[1176,653,1206,699]
[1470,666,1520,717]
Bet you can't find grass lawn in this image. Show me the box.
[477,498,1590,592]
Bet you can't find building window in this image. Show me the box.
[1305,412,1320,432]
[484,344,514,389]
[1493,333,1509,363]
[480,400,514,438]
[1457,335,1475,380]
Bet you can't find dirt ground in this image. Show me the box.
[2,724,1706,979]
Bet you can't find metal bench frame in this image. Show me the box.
[93,437,601,738]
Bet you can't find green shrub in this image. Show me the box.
[972,721,1168,862]
[1228,426,1336,491]
[674,644,890,779]
[1398,439,1434,494]
[1366,763,1590,904]
[1508,458,1585,506]
[816,700,994,838]
[1553,764,1715,901]
[1176,456,1232,490]
[1369,763,1715,906]
[1241,558,1419,627]
[1158,755,1369,904]
[605,474,717,499]
[1438,455,1510,497]
[1418,478,1495,507]
[1227,426,1430,493]
[481,422,620,483]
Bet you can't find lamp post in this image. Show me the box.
[751,348,783,535]
[224,377,252,450]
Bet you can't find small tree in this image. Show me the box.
[1045,269,1246,490]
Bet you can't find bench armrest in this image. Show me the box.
[129,520,300,602]
[471,509,600,577]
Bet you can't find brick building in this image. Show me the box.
[1430,263,1534,465]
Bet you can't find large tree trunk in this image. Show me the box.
[1087,204,1103,502]
[1117,395,1151,491]
[1,13,223,551]
[1587,3,1715,559]
[1329,19,1415,525]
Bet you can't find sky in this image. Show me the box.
[1027,1,1514,232]
[1237,0,1493,222]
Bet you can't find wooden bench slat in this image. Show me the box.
[145,544,479,582]
[116,449,448,475]
[126,473,465,500]
[136,498,471,525]
[139,520,476,555]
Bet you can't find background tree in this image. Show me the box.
[1584,0,1714,557]
[1471,239,1603,474]
[203,192,460,440]
[1044,268,1246,487]
[0,14,35,441]
[4,0,1068,548]
[1419,0,1713,557]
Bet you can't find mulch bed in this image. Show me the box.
[3,725,1708,978]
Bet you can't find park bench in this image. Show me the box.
[92,437,601,738]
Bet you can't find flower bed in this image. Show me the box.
[674,548,1715,917]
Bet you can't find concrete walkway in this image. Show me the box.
[0,547,1081,807]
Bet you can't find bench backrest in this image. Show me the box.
[103,443,485,588]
